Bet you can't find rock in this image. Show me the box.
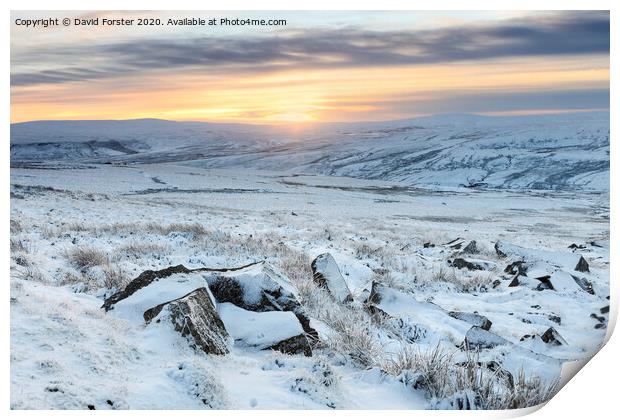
[570,275,594,294]
[448,311,492,331]
[504,260,527,276]
[540,327,567,346]
[508,276,520,287]
[370,283,473,346]
[492,279,501,289]
[423,242,435,248]
[534,275,554,291]
[104,268,213,324]
[463,326,509,349]
[548,314,562,325]
[449,258,483,271]
[494,242,507,258]
[144,287,231,355]
[311,253,353,303]
[444,238,465,249]
[568,243,586,250]
[590,313,605,323]
[267,335,312,357]
[103,264,191,311]
[218,302,311,356]
[594,323,606,330]
[600,305,610,314]
[204,261,300,312]
[485,361,514,388]
[574,256,590,273]
[202,261,319,339]
[462,240,478,254]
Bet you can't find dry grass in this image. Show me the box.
[10,219,22,234]
[65,246,109,271]
[381,345,558,409]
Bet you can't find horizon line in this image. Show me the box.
[10,108,610,126]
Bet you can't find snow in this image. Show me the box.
[11,112,609,192]
[108,272,210,325]
[218,303,304,348]
[9,113,609,409]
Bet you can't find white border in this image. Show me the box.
[3,1,616,419]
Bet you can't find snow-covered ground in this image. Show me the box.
[11,112,610,192]
[10,159,609,409]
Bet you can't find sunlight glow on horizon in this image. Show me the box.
[10,11,610,124]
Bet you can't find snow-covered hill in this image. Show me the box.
[11,112,609,191]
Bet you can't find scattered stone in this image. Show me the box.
[568,243,586,251]
[485,361,514,388]
[534,275,554,291]
[144,287,231,355]
[590,313,605,323]
[574,256,590,273]
[540,327,567,346]
[449,258,483,271]
[547,314,562,325]
[463,326,509,349]
[423,242,435,248]
[494,242,507,258]
[462,241,478,254]
[492,279,501,289]
[448,311,492,331]
[311,253,353,303]
[570,275,594,295]
[268,334,312,357]
[442,238,466,250]
[594,323,606,330]
[504,260,527,276]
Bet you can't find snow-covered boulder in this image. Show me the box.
[144,287,231,355]
[367,282,472,346]
[310,253,353,303]
[104,269,211,324]
[462,240,478,254]
[203,261,300,312]
[463,326,509,349]
[448,312,492,331]
[103,264,191,311]
[218,303,311,356]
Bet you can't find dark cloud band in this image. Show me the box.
[11,11,609,86]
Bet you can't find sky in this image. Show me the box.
[10,10,610,124]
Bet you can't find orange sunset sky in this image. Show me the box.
[10,11,609,124]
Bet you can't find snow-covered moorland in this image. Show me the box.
[10,114,610,410]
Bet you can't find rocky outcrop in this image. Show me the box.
[144,287,231,355]
[311,253,353,303]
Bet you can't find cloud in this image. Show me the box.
[11,11,609,86]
